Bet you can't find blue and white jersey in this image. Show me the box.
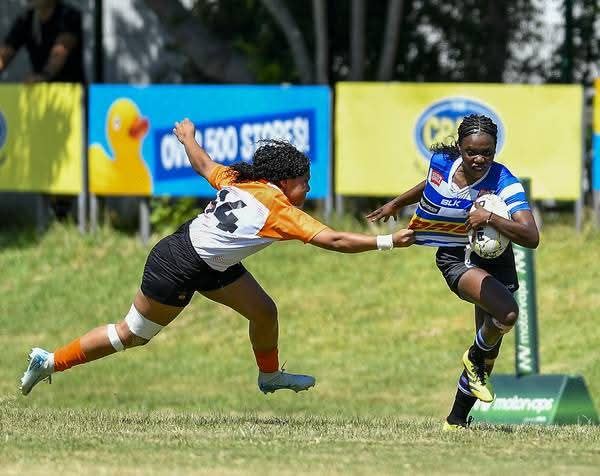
[408,152,530,247]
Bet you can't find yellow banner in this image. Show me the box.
[594,79,600,191]
[335,83,582,200]
[0,83,82,194]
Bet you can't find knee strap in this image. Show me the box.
[492,317,513,334]
[107,324,125,352]
[125,304,163,340]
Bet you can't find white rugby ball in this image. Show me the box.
[469,194,510,259]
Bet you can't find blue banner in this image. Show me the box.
[594,134,600,191]
[88,85,331,198]
[594,79,600,192]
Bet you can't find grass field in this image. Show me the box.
[1,217,599,474]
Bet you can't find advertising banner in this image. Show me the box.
[593,79,600,192]
[336,83,582,200]
[512,178,540,377]
[88,85,331,198]
[0,83,83,193]
[471,375,598,425]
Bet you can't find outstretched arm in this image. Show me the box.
[365,180,426,223]
[173,118,218,180]
[310,228,415,253]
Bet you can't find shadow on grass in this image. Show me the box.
[0,226,42,250]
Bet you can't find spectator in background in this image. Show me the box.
[0,0,85,220]
[0,0,84,83]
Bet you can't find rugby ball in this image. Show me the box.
[469,194,510,259]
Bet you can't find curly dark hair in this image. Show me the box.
[229,140,310,183]
[430,114,498,159]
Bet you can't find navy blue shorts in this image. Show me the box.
[140,221,247,307]
[435,245,519,297]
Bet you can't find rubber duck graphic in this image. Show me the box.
[89,98,152,195]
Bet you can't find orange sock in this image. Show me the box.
[254,347,279,373]
[53,338,88,372]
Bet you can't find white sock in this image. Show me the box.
[46,353,55,372]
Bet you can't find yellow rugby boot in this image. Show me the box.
[442,416,473,432]
[462,349,495,403]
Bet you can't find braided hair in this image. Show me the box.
[229,140,310,183]
[430,114,498,158]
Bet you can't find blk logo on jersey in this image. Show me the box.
[440,198,462,207]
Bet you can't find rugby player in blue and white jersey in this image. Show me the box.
[367,114,539,430]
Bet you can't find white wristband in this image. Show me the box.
[376,234,394,251]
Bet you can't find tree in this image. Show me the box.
[349,0,365,80]
[377,0,404,81]
[142,0,254,82]
[142,0,584,87]
[550,0,599,86]
[260,0,313,83]
[312,0,328,83]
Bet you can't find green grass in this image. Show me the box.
[1,218,599,474]
[2,406,598,476]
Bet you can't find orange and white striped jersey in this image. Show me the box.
[189,165,328,271]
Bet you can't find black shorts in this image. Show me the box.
[140,221,247,307]
[435,245,519,297]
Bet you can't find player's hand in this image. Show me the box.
[392,228,415,248]
[173,118,196,145]
[366,201,399,223]
[466,201,492,231]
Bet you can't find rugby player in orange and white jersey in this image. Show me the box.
[20,118,415,396]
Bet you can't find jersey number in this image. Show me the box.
[206,189,247,233]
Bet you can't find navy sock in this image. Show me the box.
[447,377,477,424]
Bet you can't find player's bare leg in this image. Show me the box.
[201,272,315,394]
[455,269,518,403]
[458,268,518,345]
[20,291,183,395]
[444,307,504,430]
